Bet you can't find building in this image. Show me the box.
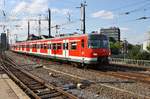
[100,27,120,42]
[143,32,150,52]
[1,33,8,50]
[143,40,150,52]
[143,39,150,52]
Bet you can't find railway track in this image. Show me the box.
[11,52,150,84]
[4,51,150,99]
[0,52,78,99]
[103,71,150,84]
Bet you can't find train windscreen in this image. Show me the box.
[88,34,109,49]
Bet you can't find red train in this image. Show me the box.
[11,33,111,66]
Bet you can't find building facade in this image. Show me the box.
[1,33,7,50]
[143,32,150,52]
[100,27,120,42]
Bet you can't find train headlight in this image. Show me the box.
[93,53,98,56]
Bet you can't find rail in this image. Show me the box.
[0,52,78,99]
[110,58,150,67]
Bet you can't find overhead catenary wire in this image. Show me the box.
[119,2,150,15]
[110,0,150,12]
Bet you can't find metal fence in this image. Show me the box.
[110,58,150,67]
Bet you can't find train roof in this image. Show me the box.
[14,33,106,45]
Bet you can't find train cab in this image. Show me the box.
[84,34,110,64]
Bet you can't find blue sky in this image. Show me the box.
[0,0,150,44]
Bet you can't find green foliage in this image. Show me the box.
[127,44,150,60]
[127,45,140,59]
[137,51,150,60]
[147,44,150,52]
[127,43,133,50]
[110,41,121,55]
[109,37,116,43]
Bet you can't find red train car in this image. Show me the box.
[11,33,111,66]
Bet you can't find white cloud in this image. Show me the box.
[27,0,48,14]
[10,0,72,40]
[12,1,27,14]
[12,0,48,14]
[92,10,114,19]
[51,8,72,15]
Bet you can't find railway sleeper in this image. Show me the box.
[39,92,62,99]
[28,83,44,88]
[21,80,39,85]
[26,81,39,85]
[30,85,46,90]
[37,90,57,96]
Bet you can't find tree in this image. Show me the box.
[147,44,150,52]
[109,37,116,43]
[127,45,141,59]
[110,41,121,55]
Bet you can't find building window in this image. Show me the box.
[70,42,77,50]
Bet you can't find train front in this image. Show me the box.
[86,34,111,64]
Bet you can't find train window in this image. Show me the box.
[41,44,43,49]
[34,44,37,48]
[44,44,47,49]
[63,43,65,50]
[33,44,35,48]
[57,43,61,49]
[53,43,56,50]
[36,44,39,49]
[48,44,51,49]
[22,45,24,48]
[81,39,84,48]
[63,43,68,50]
[26,45,29,48]
[70,42,77,50]
[30,45,32,48]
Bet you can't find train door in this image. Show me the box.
[48,41,51,56]
[81,39,85,64]
[37,43,41,54]
[30,43,32,53]
[63,40,69,58]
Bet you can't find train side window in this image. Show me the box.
[36,44,38,49]
[44,44,47,49]
[81,39,84,48]
[63,43,68,50]
[35,44,37,48]
[53,43,56,50]
[66,43,68,50]
[63,43,65,49]
[41,44,43,49]
[57,43,61,49]
[32,44,34,48]
[70,42,77,50]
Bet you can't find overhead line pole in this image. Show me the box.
[38,15,41,37]
[48,8,51,37]
[79,1,87,34]
[27,21,30,40]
